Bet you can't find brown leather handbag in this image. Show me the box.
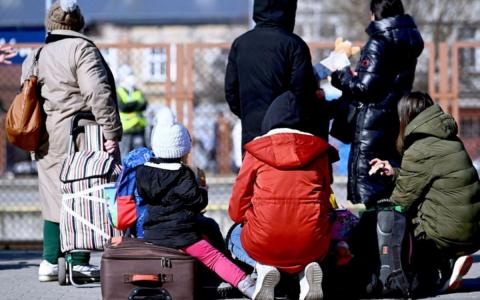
[5,48,44,151]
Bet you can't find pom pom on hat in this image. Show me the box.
[60,0,79,12]
[46,1,85,32]
[151,107,191,159]
[155,106,176,127]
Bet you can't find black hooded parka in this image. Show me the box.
[225,0,324,146]
[331,14,424,206]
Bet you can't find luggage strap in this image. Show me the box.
[61,183,113,240]
[124,274,173,284]
[62,202,111,240]
[62,184,110,203]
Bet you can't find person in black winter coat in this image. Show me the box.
[136,108,256,298]
[225,0,327,147]
[325,1,424,297]
[331,0,424,207]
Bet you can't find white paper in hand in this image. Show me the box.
[320,52,351,71]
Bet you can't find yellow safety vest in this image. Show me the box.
[117,87,146,133]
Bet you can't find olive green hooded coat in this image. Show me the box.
[392,104,480,255]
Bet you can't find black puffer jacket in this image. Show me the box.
[331,14,424,206]
[136,158,208,249]
[225,0,326,146]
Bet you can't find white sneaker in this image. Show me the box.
[299,262,324,300]
[72,264,100,278]
[252,263,281,300]
[38,260,58,282]
[440,255,473,292]
[237,274,256,299]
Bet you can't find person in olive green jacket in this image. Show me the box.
[370,92,480,293]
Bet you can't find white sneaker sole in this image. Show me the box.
[253,268,281,300]
[38,275,58,282]
[443,255,473,292]
[303,263,324,300]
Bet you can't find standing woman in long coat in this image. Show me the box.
[331,0,424,208]
[329,0,424,293]
[20,1,122,282]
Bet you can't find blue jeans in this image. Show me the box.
[227,224,257,268]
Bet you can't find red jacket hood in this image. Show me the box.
[244,131,330,170]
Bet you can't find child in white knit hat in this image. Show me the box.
[136,107,255,298]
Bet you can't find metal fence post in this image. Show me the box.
[0,114,6,176]
[438,42,451,113]
[216,113,232,175]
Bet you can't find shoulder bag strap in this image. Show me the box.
[27,47,44,77]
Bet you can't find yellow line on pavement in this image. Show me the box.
[0,207,41,213]
[206,204,229,211]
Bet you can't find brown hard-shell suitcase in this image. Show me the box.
[101,238,196,300]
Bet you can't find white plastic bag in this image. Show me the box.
[320,52,351,71]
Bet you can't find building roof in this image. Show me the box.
[0,0,250,28]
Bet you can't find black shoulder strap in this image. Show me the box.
[34,47,43,63]
[27,47,43,77]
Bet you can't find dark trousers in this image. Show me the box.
[43,220,90,265]
[194,215,227,254]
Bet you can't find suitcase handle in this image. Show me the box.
[68,112,102,154]
[128,288,172,300]
[70,112,96,135]
[124,274,173,284]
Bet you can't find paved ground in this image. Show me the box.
[1,251,480,300]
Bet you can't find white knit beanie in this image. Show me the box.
[151,107,191,159]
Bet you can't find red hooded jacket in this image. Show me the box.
[229,130,333,273]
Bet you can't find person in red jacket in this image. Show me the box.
[228,91,334,300]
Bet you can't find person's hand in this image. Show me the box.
[104,139,119,155]
[315,88,326,101]
[0,46,17,64]
[369,158,395,176]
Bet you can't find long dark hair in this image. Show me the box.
[370,0,405,20]
[397,92,434,153]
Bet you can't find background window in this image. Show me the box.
[143,48,167,82]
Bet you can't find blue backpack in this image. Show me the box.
[108,147,154,238]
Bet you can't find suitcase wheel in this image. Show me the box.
[128,288,172,300]
[58,257,68,286]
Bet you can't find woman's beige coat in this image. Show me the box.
[21,30,122,222]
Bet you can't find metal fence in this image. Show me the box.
[0,41,479,243]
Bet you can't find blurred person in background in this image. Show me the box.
[231,119,242,172]
[117,64,147,158]
[21,0,122,282]
[0,45,16,64]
